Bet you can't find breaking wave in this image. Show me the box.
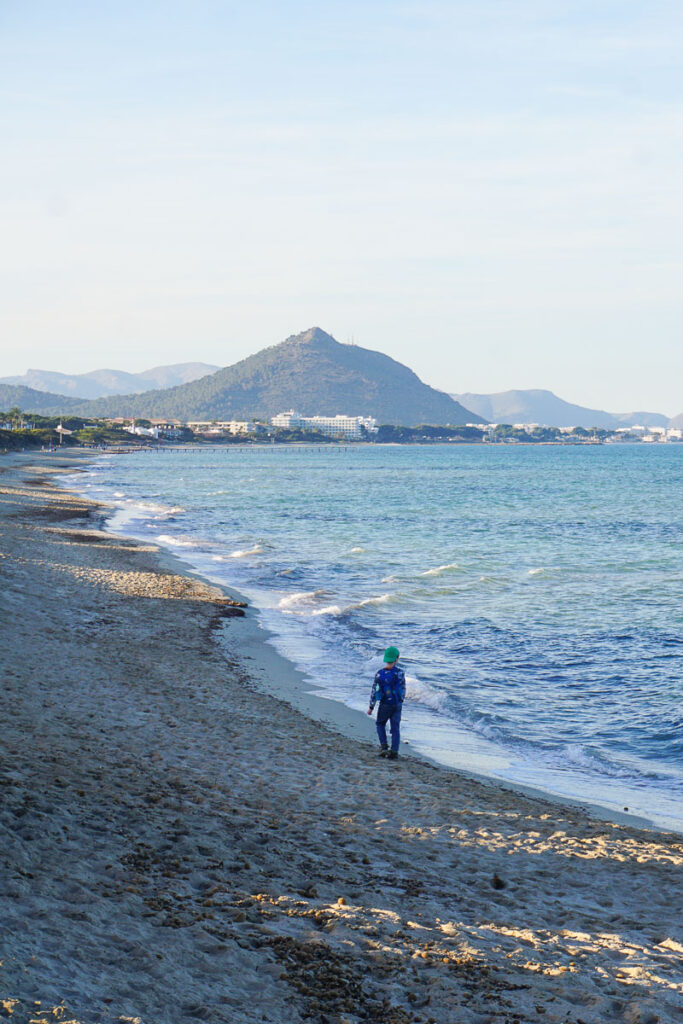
[405,675,448,712]
[229,544,263,558]
[419,563,460,577]
[309,593,394,617]
[278,590,327,612]
[156,534,198,548]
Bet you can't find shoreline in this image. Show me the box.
[2,451,682,1023]
[62,449,672,836]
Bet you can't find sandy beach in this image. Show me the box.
[1,453,682,1024]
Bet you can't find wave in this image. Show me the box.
[558,742,629,779]
[528,567,546,576]
[405,675,448,712]
[349,546,365,554]
[278,590,327,611]
[311,604,344,617]
[229,543,263,558]
[356,593,392,609]
[419,563,460,577]
[311,593,394,617]
[118,497,185,519]
[156,534,198,548]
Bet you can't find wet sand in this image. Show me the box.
[1,453,682,1024]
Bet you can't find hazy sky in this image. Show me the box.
[1,1,682,414]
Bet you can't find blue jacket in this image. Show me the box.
[369,665,406,711]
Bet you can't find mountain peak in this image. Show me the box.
[284,326,337,347]
[24,328,484,425]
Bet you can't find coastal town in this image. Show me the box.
[2,406,682,450]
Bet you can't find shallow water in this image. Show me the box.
[69,443,683,830]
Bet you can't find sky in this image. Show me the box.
[1,1,682,415]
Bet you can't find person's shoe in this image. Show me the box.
[387,750,399,760]
[378,746,389,757]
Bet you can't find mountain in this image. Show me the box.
[0,383,82,416]
[669,412,683,428]
[450,389,669,429]
[0,362,220,400]
[57,328,484,425]
[612,410,671,428]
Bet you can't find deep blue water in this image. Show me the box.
[68,443,683,830]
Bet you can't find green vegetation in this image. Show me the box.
[491,424,611,442]
[0,428,57,450]
[72,425,146,446]
[34,328,485,426]
[0,409,158,450]
[273,428,338,443]
[375,424,484,443]
[0,384,82,417]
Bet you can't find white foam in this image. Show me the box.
[308,593,393,617]
[420,563,459,577]
[278,590,326,611]
[354,593,392,609]
[229,543,263,558]
[405,675,447,712]
[527,567,545,576]
[127,499,177,517]
[381,575,397,584]
[148,505,186,520]
[311,604,344,617]
[349,546,365,554]
[559,743,623,778]
[156,534,198,548]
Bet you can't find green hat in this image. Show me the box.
[383,646,400,663]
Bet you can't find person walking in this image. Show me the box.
[367,646,406,759]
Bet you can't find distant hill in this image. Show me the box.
[0,383,82,416]
[0,362,219,400]
[58,328,484,425]
[611,410,671,428]
[669,412,683,428]
[450,389,669,429]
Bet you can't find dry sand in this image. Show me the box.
[1,453,682,1024]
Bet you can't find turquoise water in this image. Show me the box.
[71,444,683,830]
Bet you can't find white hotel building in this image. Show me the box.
[271,410,377,439]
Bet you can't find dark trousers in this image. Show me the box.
[376,701,402,752]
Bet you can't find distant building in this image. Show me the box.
[126,424,159,439]
[186,419,257,436]
[271,411,306,430]
[225,420,256,435]
[150,418,184,439]
[271,410,377,439]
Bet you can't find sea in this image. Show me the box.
[65,443,683,832]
